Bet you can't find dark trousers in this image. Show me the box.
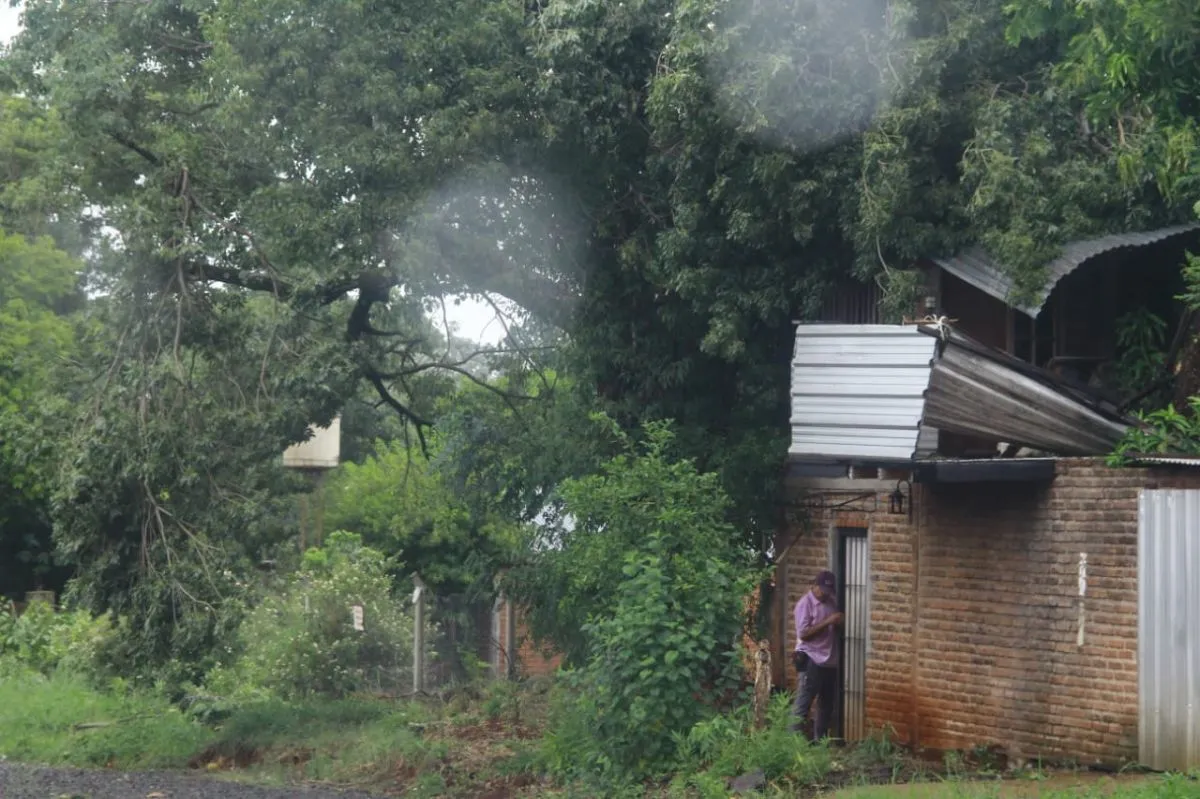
[791,658,837,741]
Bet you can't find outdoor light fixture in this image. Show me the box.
[888,479,911,517]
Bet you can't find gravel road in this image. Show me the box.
[0,763,388,799]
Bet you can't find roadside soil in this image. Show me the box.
[0,762,386,799]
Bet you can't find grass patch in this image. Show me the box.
[8,668,1191,799]
[197,697,444,789]
[831,772,1190,799]
[0,669,210,770]
[0,668,542,796]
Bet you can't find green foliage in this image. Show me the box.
[0,670,209,770]
[432,373,612,526]
[0,600,113,678]
[0,230,76,413]
[50,287,355,683]
[0,669,439,787]
[14,0,1184,589]
[0,93,90,601]
[0,226,80,596]
[1178,252,1200,310]
[671,695,831,794]
[196,695,445,790]
[209,532,417,700]
[325,439,517,595]
[1006,0,1200,208]
[1112,307,1169,404]
[535,419,756,784]
[1110,398,1200,464]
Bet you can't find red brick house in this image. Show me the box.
[777,225,1200,771]
[491,594,562,679]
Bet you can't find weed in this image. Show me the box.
[482,679,524,725]
[672,694,831,791]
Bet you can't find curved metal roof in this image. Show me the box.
[933,223,1200,317]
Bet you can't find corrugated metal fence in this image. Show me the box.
[1137,489,1200,771]
[841,532,870,742]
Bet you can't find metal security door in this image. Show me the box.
[1138,490,1200,771]
[837,528,870,742]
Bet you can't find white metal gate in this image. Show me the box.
[1138,489,1200,771]
[840,531,870,742]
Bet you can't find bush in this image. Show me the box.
[671,695,830,793]
[538,420,757,785]
[210,531,420,700]
[0,599,113,678]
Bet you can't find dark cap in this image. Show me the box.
[814,570,836,593]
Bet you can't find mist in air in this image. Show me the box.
[703,0,908,153]
[397,168,586,338]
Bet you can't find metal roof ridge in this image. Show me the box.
[932,222,1200,317]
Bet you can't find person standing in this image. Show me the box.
[790,569,843,741]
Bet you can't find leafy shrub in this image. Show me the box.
[0,599,113,677]
[210,531,419,699]
[672,695,830,791]
[1109,397,1200,464]
[538,419,757,785]
[1112,308,1168,404]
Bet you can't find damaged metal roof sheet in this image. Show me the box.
[922,325,1130,455]
[933,223,1200,317]
[789,325,939,462]
[789,323,1132,464]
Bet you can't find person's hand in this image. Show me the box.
[829,612,845,626]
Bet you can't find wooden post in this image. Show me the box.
[754,640,772,729]
[298,491,309,553]
[314,470,327,549]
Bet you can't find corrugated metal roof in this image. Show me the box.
[790,324,938,462]
[1129,455,1200,467]
[789,323,1134,464]
[933,223,1200,317]
[924,330,1130,455]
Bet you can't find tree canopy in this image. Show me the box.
[3,0,1200,671]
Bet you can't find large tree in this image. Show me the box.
[7,0,1193,648]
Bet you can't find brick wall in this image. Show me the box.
[494,598,562,679]
[777,459,1200,766]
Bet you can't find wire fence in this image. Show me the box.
[412,582,562,692]
[418,587,499,692]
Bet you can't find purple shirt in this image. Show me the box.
[794,590,839,667]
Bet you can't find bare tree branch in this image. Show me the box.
[364,369,432,455]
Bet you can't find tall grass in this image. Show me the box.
[0,668,448,791]
[0,669,210,770]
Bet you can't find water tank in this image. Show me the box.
[282,417,341,470]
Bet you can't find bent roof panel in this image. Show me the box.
[789,323,1133,465]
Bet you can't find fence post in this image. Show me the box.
[503,594,516,680]
[412,574,426,695]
